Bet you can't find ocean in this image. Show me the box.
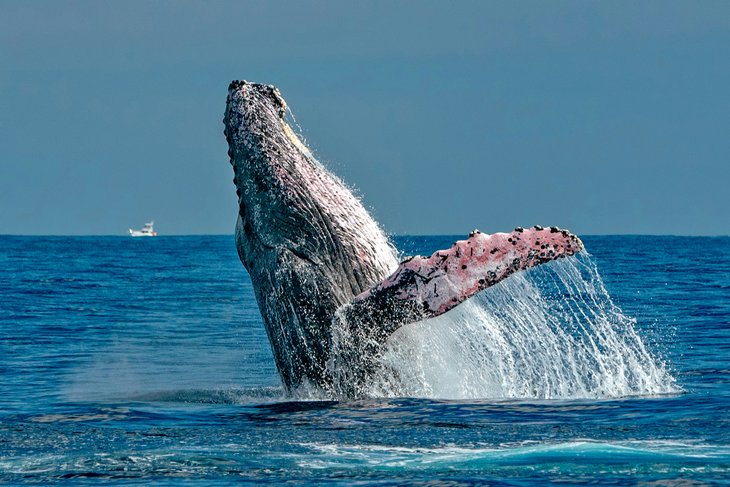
[1,235,729,485]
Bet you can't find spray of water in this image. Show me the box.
[358,253,678,400]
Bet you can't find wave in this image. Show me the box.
[3,440,727,479]
[297,440,730,470]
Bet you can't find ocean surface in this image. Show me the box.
[1,235,729,485]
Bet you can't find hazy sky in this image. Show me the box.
[1,1,728,235]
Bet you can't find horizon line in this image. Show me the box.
[1,233,729,238]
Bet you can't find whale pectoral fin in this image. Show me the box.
[341,226,584,331]
[329,226,583,396]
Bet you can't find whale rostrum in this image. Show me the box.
[223,80,583,397]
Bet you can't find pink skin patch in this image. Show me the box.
[354,226,584,318]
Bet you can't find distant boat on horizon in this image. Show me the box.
[129,221,158,237]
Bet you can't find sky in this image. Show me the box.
[1,1,728,236]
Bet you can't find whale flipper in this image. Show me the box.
[329,226,583,397]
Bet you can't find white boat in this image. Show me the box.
[129,221,158,237]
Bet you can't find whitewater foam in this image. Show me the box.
[295,440,730,470]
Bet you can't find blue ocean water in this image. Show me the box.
[1,235,729,485]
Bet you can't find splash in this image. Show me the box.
[354,253,678,400]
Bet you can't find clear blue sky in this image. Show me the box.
[1,1,728,235]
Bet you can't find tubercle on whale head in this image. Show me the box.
[227,80,287,119]
[223,80,312,249]
[223,80,316,190]
[223,80,296,175]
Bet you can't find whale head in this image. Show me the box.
[223,79,396,284]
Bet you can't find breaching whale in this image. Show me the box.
[223,80,583,397]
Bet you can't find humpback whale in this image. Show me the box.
[223,81,583,397]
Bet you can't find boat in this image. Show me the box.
[129,221,158,237]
